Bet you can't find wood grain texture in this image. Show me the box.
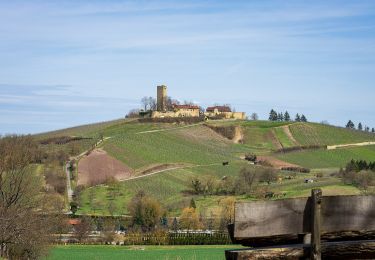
[234,195,375,239]
[226,240,375,260]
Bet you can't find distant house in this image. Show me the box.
[205,105,246,120]
[206,106,232,113]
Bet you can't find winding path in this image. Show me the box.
[120,163,224,182]
[327,141,375,150]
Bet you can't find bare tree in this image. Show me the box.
[0,135,58,259]
[141,96,149,111]
[74,217,92,243]
[250,113,259,121]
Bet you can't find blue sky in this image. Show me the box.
[0,0,374,134]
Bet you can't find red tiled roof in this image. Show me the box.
[173,104,200,110]
[206,106,231,112]
[68,219,81,225]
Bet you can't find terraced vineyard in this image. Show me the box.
[290,123,375,146]
[276,145,375,169]
[38,119,375,217]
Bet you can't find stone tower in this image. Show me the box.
[157,85,167,111]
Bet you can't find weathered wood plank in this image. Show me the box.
[225,240,375,260]
[234,198,310,238]
[310,189,322,260]
[234,195,375,239]
[321,195,375,232]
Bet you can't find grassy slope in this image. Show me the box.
[46,245,241,260]
[38,119,375,216]
[276,145,375,169]
[103,125,239,170]
[290,123,375,146]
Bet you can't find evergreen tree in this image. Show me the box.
[372,128,375,133]
[346,120,355,129]
[358,122,363,131]
[190,198,197,209]
[172,217,179,231]
[268,109,278,121]
[365,126,370,132]
[284,111,290,121]
[301,114,307,122]
[277,113,284,121]
[295,113,301,122]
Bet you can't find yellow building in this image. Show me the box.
[152,85,200,118]
[205,106,246,120]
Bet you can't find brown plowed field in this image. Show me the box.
[258,155,300,169]
[78,149,133,186]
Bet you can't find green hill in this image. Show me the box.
[37,119,375,216]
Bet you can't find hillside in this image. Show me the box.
[37,119,375,217]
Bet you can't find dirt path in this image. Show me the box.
[120,163,223,182]
[65,136,112,204]
[269,130,283,150]
[327,141,375,150]
[135,122,204,134]
[65,163,73,204]
[281,125,299,146]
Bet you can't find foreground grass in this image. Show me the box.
[46,245,243,260]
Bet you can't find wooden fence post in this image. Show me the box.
[311,189,322,260]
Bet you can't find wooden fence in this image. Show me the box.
[227,189,375,259]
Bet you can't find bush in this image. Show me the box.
[244,153,257,162]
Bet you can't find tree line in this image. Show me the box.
[0,135,66,259]
[268,109,307,122]
[340,159,375,189]
[346,120,375,133]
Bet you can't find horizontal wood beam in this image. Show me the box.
[225,240,375,260]
[234,195,375,239]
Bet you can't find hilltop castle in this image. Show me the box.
[150,85,246,120]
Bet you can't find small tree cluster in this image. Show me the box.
[346,120,374,132]
[268,110,298,122]
[189,167,278,196]
[340,160,375,190]
[128,191,164,231]
[345,159,375,173]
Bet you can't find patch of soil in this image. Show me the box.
[257,155,300,169]
[232,126,244,144]
[204,124,244,143]
[78,149,133,186]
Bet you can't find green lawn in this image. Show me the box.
[46,245,242,260]
[276,145,375,169]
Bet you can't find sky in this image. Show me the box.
[0,0,374,134]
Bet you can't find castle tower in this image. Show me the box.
[157,85,167,111]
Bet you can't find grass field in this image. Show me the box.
[276,145,375,169]
[290,123,375,146]
[37,119,375,217]
[46,245,242,260]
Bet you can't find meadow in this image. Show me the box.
[46,245,242,260]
